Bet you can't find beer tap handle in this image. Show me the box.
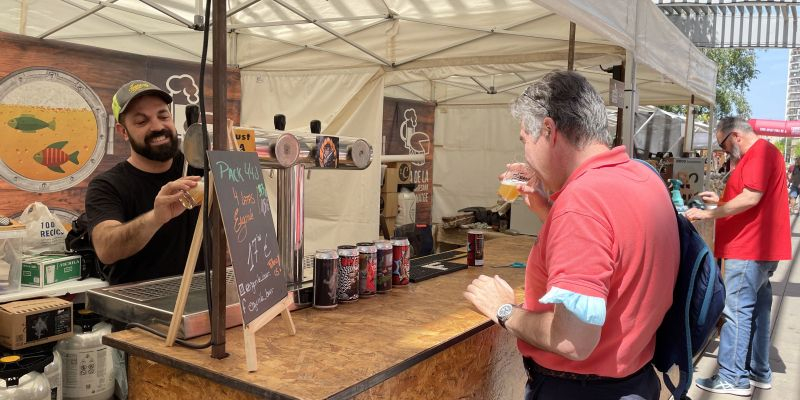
[185,104,200,127]
[274,114,286,131]
[310,120,321,134]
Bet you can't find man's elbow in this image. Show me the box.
[94,245,117,265]
[553,336,599,361]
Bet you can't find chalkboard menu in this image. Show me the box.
[207,151,285,325]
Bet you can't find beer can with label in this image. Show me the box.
[375,240,393,293]
[337,245,360,302]
[357,242,378,298]
[313,250,339,309]
[467,230,484,266]
[391,237,410,286]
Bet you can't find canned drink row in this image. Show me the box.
[312,236,410,309]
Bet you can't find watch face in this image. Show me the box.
[498,304,513,319]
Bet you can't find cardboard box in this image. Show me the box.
[381,191,399,218]
[384,216,396,236]
[21,254,81,288]
[382,162,413,192]
[0,297,73,350]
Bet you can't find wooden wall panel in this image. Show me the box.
[0,32,240,222]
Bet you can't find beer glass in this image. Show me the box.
[179,181,204,210]
[498,163,532,202]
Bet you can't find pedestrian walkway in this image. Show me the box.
[684,214,800,400]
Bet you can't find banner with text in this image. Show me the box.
[382,98,434,225]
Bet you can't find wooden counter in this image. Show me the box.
[104,236,534,400]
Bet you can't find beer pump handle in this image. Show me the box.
[310,120,321,134]
[274,114,286,131]
[307,120,322,179]
[185,104,200,126]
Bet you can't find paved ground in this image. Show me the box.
[680,214,800,400]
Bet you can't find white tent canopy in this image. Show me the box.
[1,0,717,246]
[4,0,715,105]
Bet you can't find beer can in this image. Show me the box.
[375,240,393,293]
[313,250,339,309]
[337,245,360,302]
[467,230,484,266]
[357,242,378,297]
[391,237,410,286]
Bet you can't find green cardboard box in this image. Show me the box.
[21,254,81,287]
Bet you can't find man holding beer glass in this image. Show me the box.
[464,71,679,399]
[85,80,203,285]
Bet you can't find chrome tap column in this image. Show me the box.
[249,116,373,308]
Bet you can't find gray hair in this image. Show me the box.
[716,116,754,136]
[511,70,610,148]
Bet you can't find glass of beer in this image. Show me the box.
[179,181,204,210]
[498,163,533,203]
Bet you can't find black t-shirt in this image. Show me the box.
[85,152,203,285]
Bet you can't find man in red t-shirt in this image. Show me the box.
[464,71,679,399]
[685,117,791,396]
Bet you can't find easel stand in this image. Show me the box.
[243,295,295,372]
[165,171,297,372]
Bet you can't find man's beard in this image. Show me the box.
[729,142,742,163]
[129,128,179,162]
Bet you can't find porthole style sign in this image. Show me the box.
[0,68,108,193]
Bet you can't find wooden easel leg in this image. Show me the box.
[166,203,205,346]
[280,297,296,335]
[243,327,258,372]
[165,177,215,346]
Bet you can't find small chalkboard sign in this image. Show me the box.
[207,150,285,325]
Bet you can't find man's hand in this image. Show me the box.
[153,176,201,225]
[697,191,719,205]
[684,208,713,221]
[464,275,516,323]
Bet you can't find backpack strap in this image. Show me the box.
[697,248,715,325]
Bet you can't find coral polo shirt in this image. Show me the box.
[715,139,791,261]
[519,146,680,378]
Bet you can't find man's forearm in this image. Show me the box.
[713,190,761,218]
[93,211,162,264]
[505,304,601,361]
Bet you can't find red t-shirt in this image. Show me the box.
[518,147,680,378]
[715,139,791,260]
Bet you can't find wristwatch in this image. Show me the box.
[497,304,515,329]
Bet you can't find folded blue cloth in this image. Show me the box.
[539,287,606,326]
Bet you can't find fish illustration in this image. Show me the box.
[7,114,56,133]
[33,141,79,173]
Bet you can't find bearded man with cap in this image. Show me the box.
[85,80,203,285]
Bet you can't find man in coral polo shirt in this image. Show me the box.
[464,71,679,399]
[685,116,791,396]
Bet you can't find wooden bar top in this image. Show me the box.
[104,235,534,400]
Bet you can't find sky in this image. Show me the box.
[746,49,790,120]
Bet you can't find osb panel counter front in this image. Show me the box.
[104,235,534,399]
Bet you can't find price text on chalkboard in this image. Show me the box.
[207,151,285,325]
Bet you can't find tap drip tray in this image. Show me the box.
[86,268,243,339]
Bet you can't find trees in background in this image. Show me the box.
[661,48,758,121]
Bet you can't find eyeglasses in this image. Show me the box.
[718,131,735,149]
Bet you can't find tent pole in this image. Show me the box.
[706,106,716,173]
[621,51,638,156]
[567,22,576,71]
[211,0,229,360]
[683,95,695,156]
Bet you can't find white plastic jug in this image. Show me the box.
[396,188,416,226]
[0,371,51,400]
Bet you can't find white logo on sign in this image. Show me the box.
[399,108,430,166]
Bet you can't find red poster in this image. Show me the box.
[382,98,434,225]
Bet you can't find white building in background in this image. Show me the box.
[788,48,800,121]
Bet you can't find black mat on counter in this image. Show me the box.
[409,261,468,283]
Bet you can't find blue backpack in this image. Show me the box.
[636,159,726,399]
